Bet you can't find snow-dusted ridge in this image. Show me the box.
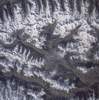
[0,0,99,100]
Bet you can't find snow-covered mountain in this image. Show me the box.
[0,0,99,100]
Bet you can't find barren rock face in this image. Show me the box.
[0,0,99,100]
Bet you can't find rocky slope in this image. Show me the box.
[0,0,99,100]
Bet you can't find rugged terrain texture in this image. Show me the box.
[0,0,99,100]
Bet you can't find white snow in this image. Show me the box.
[0,0,99,99]
[77,67,88,73]
[0,0,97,49]
[0,47,44,74]
[34,71,75,92]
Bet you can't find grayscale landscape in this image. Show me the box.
[0,0,99,100]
